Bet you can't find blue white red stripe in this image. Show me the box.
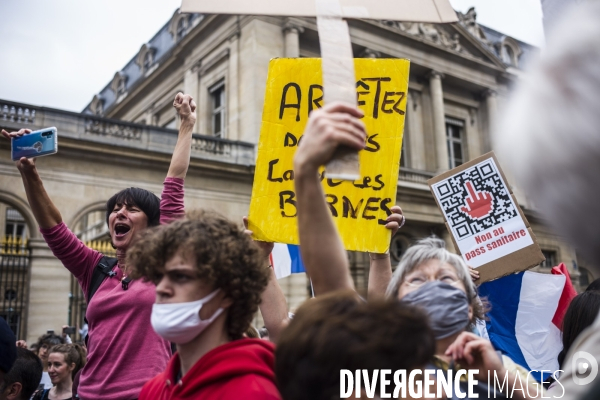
[270,243,306,279]
[478,264,577,381]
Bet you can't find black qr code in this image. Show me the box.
[433,160,518,240]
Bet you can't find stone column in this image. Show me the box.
[484,89,498,153]
[429,71,448,173]
[26,239,71,344]
[228,32,241,141]
[406,90,427,170]
[283,22,304,58]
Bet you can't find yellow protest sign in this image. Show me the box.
[248,58,410,253]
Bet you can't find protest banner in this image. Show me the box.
[248,58,409,253]
[428,152,545,283]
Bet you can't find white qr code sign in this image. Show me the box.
[428,152,544,281]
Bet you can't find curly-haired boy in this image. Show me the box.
[128,211,280,400]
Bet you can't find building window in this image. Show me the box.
[91,95,104,116]
[5,208,27,242]
[73,210,108,243]
[445,118,465,169]
[143,51,153,71]
[502,45,515,66]
[210,81,226,137]
[116,78,126,97]
[176,18,187,41]
[94,101,103,116]
[540,250,557,268]
[390,235,408,263]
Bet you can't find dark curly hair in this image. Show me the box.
[127,210,269,340]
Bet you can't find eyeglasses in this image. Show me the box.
[403,275,461,288]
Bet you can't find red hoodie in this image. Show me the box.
[139,338,281,400]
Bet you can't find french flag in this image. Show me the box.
[270,243,306,279]
[478,263,577,381]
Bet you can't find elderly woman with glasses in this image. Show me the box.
[386,238,483,348]
[385,238,486,362]
[386,238,537,396]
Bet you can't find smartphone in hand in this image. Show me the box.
[62,326,76,335]
[11,127,58,161]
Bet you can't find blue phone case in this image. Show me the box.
[11,127,58,161]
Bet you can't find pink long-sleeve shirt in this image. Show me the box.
[41,178,185,400]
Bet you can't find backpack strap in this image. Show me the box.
[83,256,118,346]
[86,256,119,303]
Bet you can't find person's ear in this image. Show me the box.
[219,296,234,310]
[468,304,474,322]
[4,382,23,400]
[69,362,76,372]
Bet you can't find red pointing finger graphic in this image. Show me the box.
[460,181,493,219]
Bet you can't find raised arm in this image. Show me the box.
[367,205,404,300]
[2,129,62,229]
[160,93,197,224]
[293,102,366,296]
[243,217,289,343]
[167,93,197,179]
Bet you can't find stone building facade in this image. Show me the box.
[0,8,588,343]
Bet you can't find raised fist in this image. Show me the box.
[173,92,197,126]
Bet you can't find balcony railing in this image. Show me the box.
[1,104,36,124]
[399,167,436,185]
[1,99,444,184]
[0,100,254,167]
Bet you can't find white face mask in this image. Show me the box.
[151,289,224,344]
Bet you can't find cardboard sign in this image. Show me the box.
[248,58,410,253]
[180,0,458,23]
[428,152,545,283]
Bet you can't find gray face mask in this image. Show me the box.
[402,280,470,340]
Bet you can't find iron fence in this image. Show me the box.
[0,236,30,339]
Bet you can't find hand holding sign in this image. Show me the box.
[294,102,366,174]
[460,181,493,219]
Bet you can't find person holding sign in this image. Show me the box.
[293,101,367,296]
[292,101,537,398]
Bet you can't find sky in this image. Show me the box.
[0,0,545,112]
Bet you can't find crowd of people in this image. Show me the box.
[1,1,600,399]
